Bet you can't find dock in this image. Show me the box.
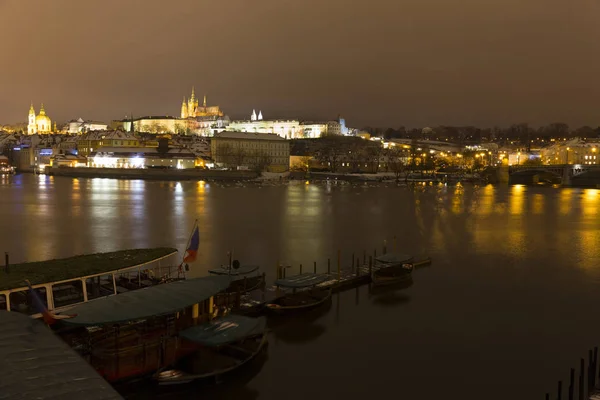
[546,347,600,400]
[235,254,432,314]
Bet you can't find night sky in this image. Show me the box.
[1,0,599,128]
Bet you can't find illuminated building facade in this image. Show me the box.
[540,138,600,165]
[77,130,141,157]
[180,88,223,118]
[67,118,108,134]
[88,147,198,169]
[27,103,53,135]
[211,131,290,172]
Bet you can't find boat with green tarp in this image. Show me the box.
[0,247,179,318]
[57,275,231,383]
[156,314,268,385]
[266,273,332,314]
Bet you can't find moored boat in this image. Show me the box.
[208,261,264,293]
[155,314,268,385]
[0,247,180,320]
[371,257,432,287]
[57,275,235,383]
[266,273,332,314]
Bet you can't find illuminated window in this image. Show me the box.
[52,281,84,308]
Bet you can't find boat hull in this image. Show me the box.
[266,288,332,314]
[155,331,268,385]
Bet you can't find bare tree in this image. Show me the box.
[386,147,407,181]
[365,144,383,173]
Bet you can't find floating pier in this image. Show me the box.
[234,249,432,314]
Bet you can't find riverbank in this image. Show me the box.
[45,167,259,181]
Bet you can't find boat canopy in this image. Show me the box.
[375,253,413,264]
[0,311,123,400]
[208,265,260,276]
[275,273,329,288]
[63,276,231,326]
[179,315,266,346]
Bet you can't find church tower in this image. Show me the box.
[181,97,188,118]
[188,87,197,117]
[27,103,37,135]
[203,94,207,107]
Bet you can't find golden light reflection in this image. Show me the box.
[509,185,525,215]
[531,193,544,215]
[476,184,494,216]
[451,185,464,214]
[577,230,600,272]
[582,189,599,216]
[559,189,573,215]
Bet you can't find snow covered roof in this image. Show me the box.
[214,131,286,141]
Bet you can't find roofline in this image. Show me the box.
[0,250,178,294]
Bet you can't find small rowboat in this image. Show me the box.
[372,258,432,287]
[266,273,332,314]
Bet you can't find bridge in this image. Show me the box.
[507,164,600,185]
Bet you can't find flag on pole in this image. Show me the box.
[183,224,199,263]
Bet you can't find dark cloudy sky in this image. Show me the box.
[1,0,599,128]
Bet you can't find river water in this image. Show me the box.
[1,174,600,399]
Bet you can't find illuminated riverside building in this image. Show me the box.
[540,138,600,165]
[88,147,199,169]
[211,131,290,172]
[27,103,53,134]
[67,118,108,134]
[77,130,141,157]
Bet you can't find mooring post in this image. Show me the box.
[589,350,594,395]
[356,257,360,278]
[545,393,549,400]
[393,235,397,250]
[283,266,286,279]
[363,250,366,265]
[314,261,317,274]
[383,240,387,255]
[558,380,562,400]
[594,347,599,389]
[579,358,584,400]
[369,256,373,276]
[276,261,280,280]
[569,368,575,400]
[337,249,341,281]
[328,258,331,275]
[261,272,266,292]
[300,264,303,275]
[4,252,8,274]
[351,253,355,273]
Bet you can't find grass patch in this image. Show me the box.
[0,247,178,291]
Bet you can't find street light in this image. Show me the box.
[566,147,570,164]
[517,151,521,165]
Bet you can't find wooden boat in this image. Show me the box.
[266,273,332,314]
[208,262,264,293]
[372,257,432,287]
[155,315,268,385]
[55,275,235,383]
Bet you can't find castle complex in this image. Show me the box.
[180,88,223,119]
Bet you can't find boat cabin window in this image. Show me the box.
[0,294,6,311]
[52,280,84,308]
[86,274,115,301]
[9,287,47,315]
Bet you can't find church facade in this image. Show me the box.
[180,88,223,119]
[27,103,53,135]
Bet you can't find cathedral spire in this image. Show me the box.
[29,102,35,114]
[39,103,46,115]
[203,94,206,107]
[190,86,196,101]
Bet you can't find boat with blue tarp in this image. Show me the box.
[156,314,268,385]
[266,273,332,313]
